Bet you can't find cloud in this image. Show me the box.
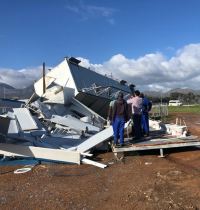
[65,0,116,24]
[2,43,200,92]
[0,66,44,89]
[78,43,200,92]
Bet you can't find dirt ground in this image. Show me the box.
[1,113,200,210]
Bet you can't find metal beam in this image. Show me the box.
[113,141,200,153]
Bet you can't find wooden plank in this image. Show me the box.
[0,143,80,164]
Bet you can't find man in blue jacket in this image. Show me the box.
[140,93,152,136]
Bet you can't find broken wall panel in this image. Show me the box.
[50,115,100,133]
[13,108,38,131]
[34,60,78,97]
[0,143,80,164]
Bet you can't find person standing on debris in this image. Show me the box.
[127,90,143,139]
[140,93,152,136]
[107,92,120,125]
[112,92,128,147]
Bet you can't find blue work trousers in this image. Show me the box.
[141,112,149,135]
[133,114,142,139]
[113,116,125,144]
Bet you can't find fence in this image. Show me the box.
[0,99,25,114]
[0,106,15,114]
[150,103,168,118]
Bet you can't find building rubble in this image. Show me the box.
[0,57,134,168]
[0,57,197,168]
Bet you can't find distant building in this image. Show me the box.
[168,100,182,106]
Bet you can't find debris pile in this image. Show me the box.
[0,57,133,168]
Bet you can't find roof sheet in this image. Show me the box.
[68,61,131,94]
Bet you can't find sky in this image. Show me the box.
[1,0,200,91]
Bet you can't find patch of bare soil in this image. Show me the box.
[0,113,200,210]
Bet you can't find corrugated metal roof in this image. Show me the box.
[67,61,131,94]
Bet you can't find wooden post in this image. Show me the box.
[43,62,46,94]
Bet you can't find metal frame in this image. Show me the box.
[112,138,200,160]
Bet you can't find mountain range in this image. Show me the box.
[0,83,34,99]
[0,82,199,99]
[144,88,200,97]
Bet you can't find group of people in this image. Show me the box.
[108,90,152,147]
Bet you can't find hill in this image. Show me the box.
[167,88,198,95]
[0,83,34,99]
[144,88,200,98]
[0,83,15,90]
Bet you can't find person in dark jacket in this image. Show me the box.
[112,92,128,147]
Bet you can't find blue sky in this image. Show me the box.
[1,0,200,90]
[1,0,200,67]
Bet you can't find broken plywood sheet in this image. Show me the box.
[13,108,38,131]
[43,86,75,105]
[0,143,80,164]
[34,76,55,97]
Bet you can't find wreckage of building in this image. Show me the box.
[0,57,200,169]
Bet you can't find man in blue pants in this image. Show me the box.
[112,92,128,147]
[140,93,152,136]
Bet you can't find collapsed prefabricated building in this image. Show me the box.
[0,57,134,168]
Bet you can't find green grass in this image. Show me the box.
[168,105,200,113]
